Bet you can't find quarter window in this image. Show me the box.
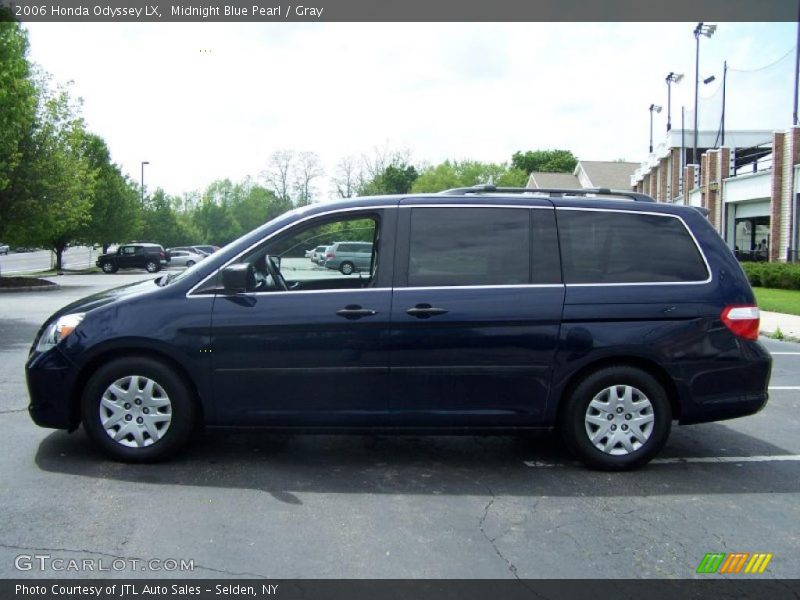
[408,208,530,287]
[558,210,709,284]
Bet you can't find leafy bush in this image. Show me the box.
[741,262,800,290]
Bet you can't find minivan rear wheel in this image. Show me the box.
[81,357,196,462]
[145,260,159,273]
[561,366,671,470]
[340,261,355,275]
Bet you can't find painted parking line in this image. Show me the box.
[650,455,800,465]
[768,386,800,390]
[769,352,800,356]
[523,455,800,468]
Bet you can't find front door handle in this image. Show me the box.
[336,305,378,320]
[406,304,449,318]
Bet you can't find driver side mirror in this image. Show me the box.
[221,264,255,293]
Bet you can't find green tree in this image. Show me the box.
[192,197,241,246]
[11,80,95,270]
[231,182,283,231]
[140,189,198,248]
[0,8,37,240]
[359,161,418,195]
[411,160,527,193]
[77,133,140,252]
[511,150,578,174]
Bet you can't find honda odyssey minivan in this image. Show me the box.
[26,187,771,469]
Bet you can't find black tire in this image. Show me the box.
[101,262,118,274]
[185,260,195,267]
[340,261,355,275]
[560,365,672,470]
[81,356,197,462]
[145,260,159,273]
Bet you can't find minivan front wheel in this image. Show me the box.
[339,261,355,275]
[81,357,196,462]
[561,366,671,470]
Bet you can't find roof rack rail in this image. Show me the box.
[437,184,656,203]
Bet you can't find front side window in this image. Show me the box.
[558,210,709,284]
[240,214,379,291]
[408,208,530,287]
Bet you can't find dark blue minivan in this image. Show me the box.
[26,187,771,469]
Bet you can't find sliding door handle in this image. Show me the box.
[406,304,448,318]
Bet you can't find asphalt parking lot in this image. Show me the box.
[0,273,798,579]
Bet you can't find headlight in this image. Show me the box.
[36,313,85,352]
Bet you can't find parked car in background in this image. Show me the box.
[193,245,219,255]
[15,246,38,253]
[167,246,208,257]
[167,250,206,268]
[0,242,8,255]
[311,245,329,265]
[96,243,169,273]
[323,241,374,274]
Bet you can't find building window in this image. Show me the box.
[734,216,770,262]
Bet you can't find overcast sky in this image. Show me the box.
[23,22,797,199]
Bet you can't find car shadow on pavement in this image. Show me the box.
[34,422,800,504]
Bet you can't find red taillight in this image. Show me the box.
[721,305,760,341]
[326,251,334,258]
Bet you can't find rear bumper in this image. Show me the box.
[678,392,769,425]
[674,340,772,425]
[26,348,78,430]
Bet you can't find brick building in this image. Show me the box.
[631,127,800,262]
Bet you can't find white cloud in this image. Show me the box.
[23,21,796,198]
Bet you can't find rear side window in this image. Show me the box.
[558,210,709,284]
[408,208,529,286]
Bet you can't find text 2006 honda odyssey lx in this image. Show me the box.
[27,187,771,469]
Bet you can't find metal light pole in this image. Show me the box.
[665,72,683,132]
[721,61,727,146]
[649,104,662,153]
[794,4,800,126]
[681,106,686,193]
[693,22,716,167]
[140,161,149,207]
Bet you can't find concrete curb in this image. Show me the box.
[0,283,60,293]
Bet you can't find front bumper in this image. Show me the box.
[26,348,79,430]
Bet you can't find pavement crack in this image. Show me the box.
[0,408,27,415]
[477,485,548,598]
[0,541,269,579]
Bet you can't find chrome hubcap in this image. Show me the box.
[99,375,172,448]
[584,385,655,456]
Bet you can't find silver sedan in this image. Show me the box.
[168,250,206,268]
